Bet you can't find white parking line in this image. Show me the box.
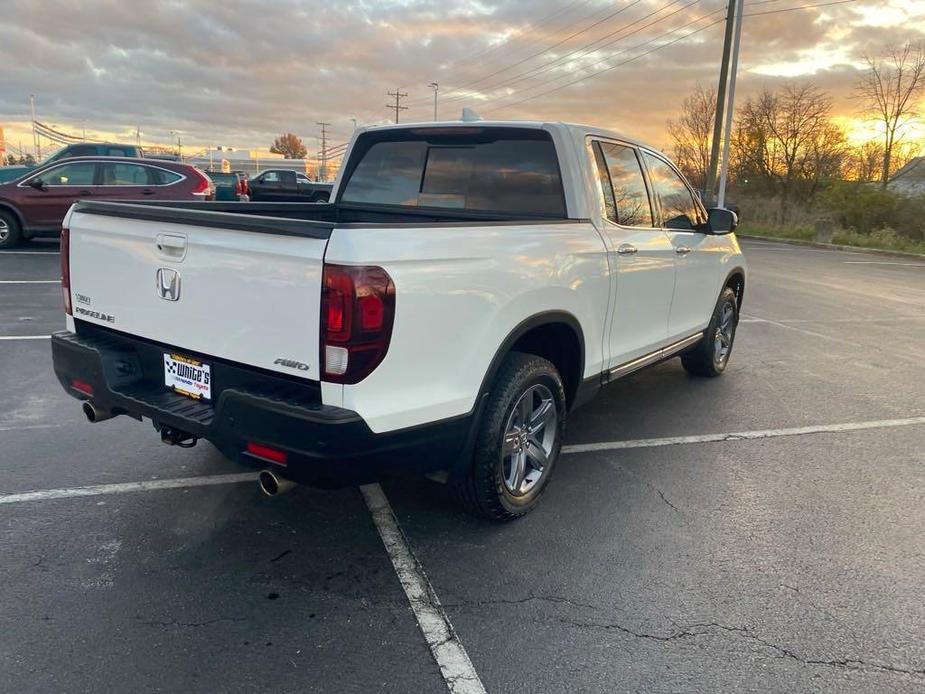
[361,483,486,694]
[0,473,256,505]
[0,251,59,255]
[844,261,925,267]
[562,416,925,454]
[0,280,59,284]
[0,335,51,341]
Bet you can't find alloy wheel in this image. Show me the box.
[501,384,557,496]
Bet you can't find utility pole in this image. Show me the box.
[704,0,738,205]
[386,89,408,123]
[316,121,330,181]
[29,94,40,160]
[170,130,182,160]
[429,82,439,121]
[717,0,744,209]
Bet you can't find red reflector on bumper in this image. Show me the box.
[245,442,288,466]
[70,379,93,396]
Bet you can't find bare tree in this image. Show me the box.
[855,41,925,187]
[732,84,845,220]
[667,83,716,191]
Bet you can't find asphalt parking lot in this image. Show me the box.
[1,238,923,693]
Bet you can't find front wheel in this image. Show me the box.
[681,286,739,377]
[452,352,566,521]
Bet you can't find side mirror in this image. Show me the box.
[28,177,47,191]
[707,207,737,235]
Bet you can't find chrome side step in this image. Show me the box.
[606,332,703,381]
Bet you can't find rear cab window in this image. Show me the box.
[339,127,567,217]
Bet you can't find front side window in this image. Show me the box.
[33,162,96,186]
[102,163,151,185]
[341,130,566,216]
[598,142,653,227]
[261,172,280,183]
[642,153,703,229]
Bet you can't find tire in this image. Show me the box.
[681,286,739,377]
[0,209,22,250]
[452,352,566,521]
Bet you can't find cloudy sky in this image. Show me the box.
[1,0,923,158]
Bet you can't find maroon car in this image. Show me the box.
[0,157,214,248]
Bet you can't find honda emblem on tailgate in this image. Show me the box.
[156,267,181,301]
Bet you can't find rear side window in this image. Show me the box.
[102,163,152,185]
[150,168,182,185]
[340,130,566,216]
[594,142,653,227]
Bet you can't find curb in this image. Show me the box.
[738,234,925,260]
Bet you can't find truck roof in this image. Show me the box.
[358,119,662,156]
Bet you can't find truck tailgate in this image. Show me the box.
[66,203,330,381]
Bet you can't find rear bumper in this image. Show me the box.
[51,326,471,486]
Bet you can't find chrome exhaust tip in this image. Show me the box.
[82,401,115,423]
[258,469,297,497]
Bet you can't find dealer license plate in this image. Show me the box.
[164,353,212,401]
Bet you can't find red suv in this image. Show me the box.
[0,157,214,248]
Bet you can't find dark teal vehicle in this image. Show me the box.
[205,171,249,201]
[0,142,144,184]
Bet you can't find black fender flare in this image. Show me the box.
[451,311,586,475]
[722,266,746,314]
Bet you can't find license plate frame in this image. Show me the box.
[163,352,212,401]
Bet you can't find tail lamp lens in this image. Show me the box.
[191,171,211,196]
[61,226,72,315]
[320,264,395,384]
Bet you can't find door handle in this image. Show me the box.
[78,190,92,196]
[675,246,692,255]
[617,244,638,255]
[141,189,155,196]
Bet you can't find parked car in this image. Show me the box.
[248,169,331,202]
[0,142,145,184]
[0,157,213,248]
[206,171,249,201]
[51,121,744,520]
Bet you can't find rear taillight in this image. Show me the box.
[191,171,211,196]
[320,264,395,384]
[61,225,72,315]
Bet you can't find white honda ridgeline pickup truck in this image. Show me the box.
[52,120,745,520]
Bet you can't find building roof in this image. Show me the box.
[889,157,925,196]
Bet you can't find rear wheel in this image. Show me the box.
[0,210,22,249]
[452,352,566,521]
[681,286,739,377]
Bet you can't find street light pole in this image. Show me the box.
[429,82,439,121]
[716,0,744,209]
[29,94,40,160]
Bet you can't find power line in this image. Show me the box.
[484,16,726,113]
[457,0,649,93]
[386,89,409,123]
[435,0,596,75]
[407,0,635,107]
[741,0,857,16]
[438,0,712,108]
[477,0,858,115]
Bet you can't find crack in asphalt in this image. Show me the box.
[139,616,247,629]
[445,595,925,679]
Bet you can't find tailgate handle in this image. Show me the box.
[156,233,187,260]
